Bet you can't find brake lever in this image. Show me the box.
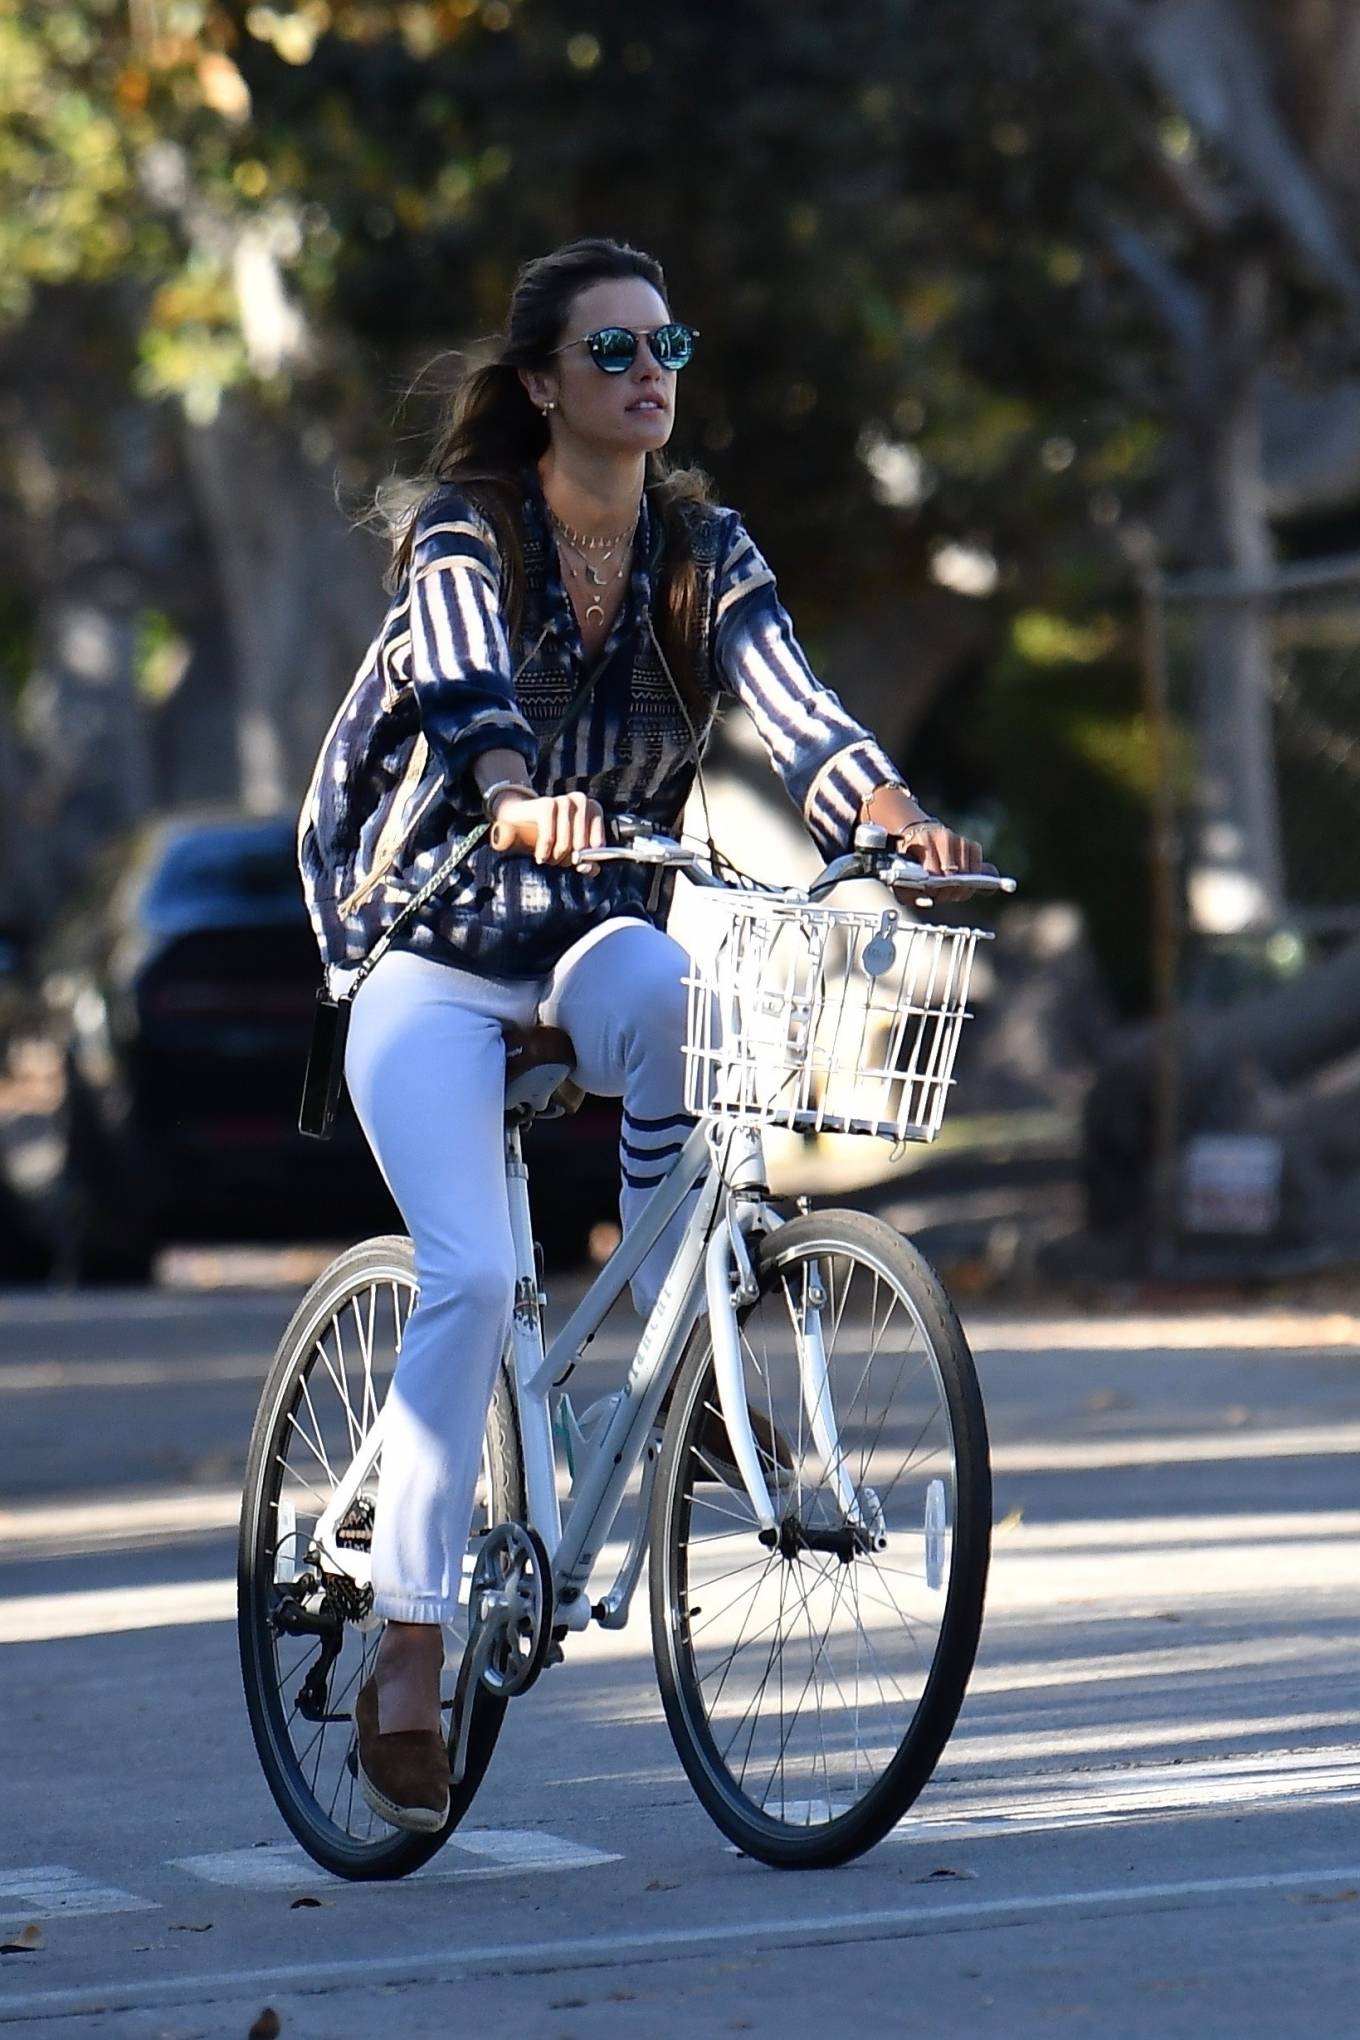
[885,857,1017,901]
[570,841,677,867]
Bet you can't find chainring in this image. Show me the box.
[467,1521,554,1697]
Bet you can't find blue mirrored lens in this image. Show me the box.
[586,328,638,372]
[649,323,695,369]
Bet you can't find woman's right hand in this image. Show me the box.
[490,787,606,868]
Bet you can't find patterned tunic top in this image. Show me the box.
[299,471,902,980]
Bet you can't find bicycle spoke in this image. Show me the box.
[754,1557,855,1814]
[661,1218,987,1858]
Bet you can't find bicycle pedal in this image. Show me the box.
[544,1641,565,1668]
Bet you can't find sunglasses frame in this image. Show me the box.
[550,323,699,374]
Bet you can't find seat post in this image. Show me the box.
[503,1117,536,1309]
[502,1113,563,1551]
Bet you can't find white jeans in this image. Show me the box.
[344,920,697,1623]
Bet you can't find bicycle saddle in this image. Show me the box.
[502,1022,583,1118]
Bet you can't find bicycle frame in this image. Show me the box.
[311,1112,790,1634]
[310,827,1017,1634]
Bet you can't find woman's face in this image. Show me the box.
[524,275,678,458]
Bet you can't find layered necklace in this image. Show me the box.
[547,505,638,628]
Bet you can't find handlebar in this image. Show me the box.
[489,811,1016,901]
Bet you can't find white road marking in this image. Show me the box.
[173,1831,619,1890]
[0,1866,157,1928]
[170,1846,348,1893]
[444,1827,620,1869]
[4,1864,1360,2022]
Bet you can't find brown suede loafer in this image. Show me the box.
[354,1679,450,1833]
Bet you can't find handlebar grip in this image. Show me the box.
[490,811,540,853]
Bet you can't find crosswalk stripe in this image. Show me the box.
[172,1831,620,1889]
[0,1867,157,1927]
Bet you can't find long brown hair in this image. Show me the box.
[388,238,714,708]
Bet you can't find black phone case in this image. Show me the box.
[299,989,351,1140]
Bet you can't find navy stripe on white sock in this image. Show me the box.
[620,1107,697,1193]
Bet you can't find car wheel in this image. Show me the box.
[55,1072,159,1285]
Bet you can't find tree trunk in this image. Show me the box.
[18,517,148,916]
[1083,926,1360,1233]
[182,400,384,813]
[4,291,157,916]
[1184,256,1286,935]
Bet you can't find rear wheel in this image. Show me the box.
[650,1210,990,1869]
[238,1235,523,1879]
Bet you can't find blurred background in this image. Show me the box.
[3,0,1360,1292]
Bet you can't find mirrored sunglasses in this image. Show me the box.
[554,323,699,374]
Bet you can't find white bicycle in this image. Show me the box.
[238,818,1013,1876]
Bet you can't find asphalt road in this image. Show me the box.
[2,1273,1359,2038]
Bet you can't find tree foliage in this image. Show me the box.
[7,0,1360,998]
[0,0,1169,604]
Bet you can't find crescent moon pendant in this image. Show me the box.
[585,599,605,626]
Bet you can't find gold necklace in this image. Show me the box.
[557,540,630,627]
[548,507,637,626]
[547,506,637,552]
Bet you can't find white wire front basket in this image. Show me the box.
[682,890,990,1144]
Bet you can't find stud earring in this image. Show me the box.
[540,401,556,415]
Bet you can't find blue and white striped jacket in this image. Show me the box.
[299,472,902,979]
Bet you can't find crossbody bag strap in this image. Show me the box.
[299,648,608,1140]
[339,639,607,999]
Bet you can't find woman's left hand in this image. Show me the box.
[862,785,987,899]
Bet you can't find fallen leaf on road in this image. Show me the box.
[644,1877,680,1891]
[0,1923,44,1954]
[288,1896,329,1909]
[1292,1889,1358,1906]
[248,2011,282,2040]
[914,1866,977,1883]
[549,1999,588,2011]
[169,1923,214,1934]
[994,1506,1024,1533]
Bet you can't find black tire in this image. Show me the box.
[238,1234,523,1880]
[650,1210,990,1870]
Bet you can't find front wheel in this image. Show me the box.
[238,1235,524,1879]
[649,1210,990,1869]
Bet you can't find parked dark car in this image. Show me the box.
[29,812,620,1281]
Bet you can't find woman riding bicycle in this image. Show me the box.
[298,236,983,1832]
